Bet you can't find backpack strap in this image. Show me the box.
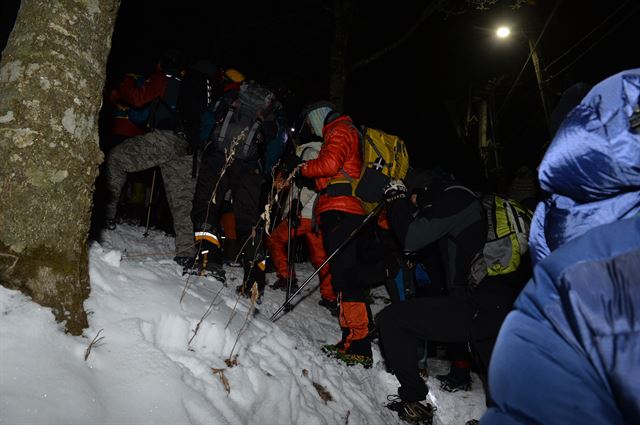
[444,185,479,198]
[239,118,263,157]
[363,131,391,172]
[216,106,236,144]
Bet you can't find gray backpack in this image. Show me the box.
[214,80,274,160]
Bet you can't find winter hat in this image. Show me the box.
[299,101,334,136]
[306,107,332,137]
[405,167,455,207]
[223,69,246,83]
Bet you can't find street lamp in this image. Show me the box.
[496,26,511,39]
[495,25,550,131]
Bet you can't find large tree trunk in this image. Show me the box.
[328,0,354,111]
[0,0,120,335]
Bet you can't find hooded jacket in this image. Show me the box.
[301,115,364,216]
[529,69,640,266]
[482,69,640,425]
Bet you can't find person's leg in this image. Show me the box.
[232,162,266,294]
[219,210,240,264]
[436,342,472,392]
[319,211,368,358]
[191,148,227,233]
[377,295,472,402]
[157,135,196,258]
[302,220,336,302]
[191,148,229,269]
[266,218,290,281]
[104,131,176,221]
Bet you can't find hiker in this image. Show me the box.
[377,168,530,423]
[104,73,149,149]
[282,101,372,367]
[507,165,538,212]
[481,69,640,425]
[190,70,278,294]
[93,72,151,230]
[267,140,338,316]
[102,50,198,265]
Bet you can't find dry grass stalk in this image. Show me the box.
[84,329,105,361]
[211,367,231,393]
[225,232,265,329]
[188,128,248,300]
[224,355,239,367]
[209,129,247,206]
[187,284,225,347]
[226,282,259,362]
[302,369,334,404]
[262,167,298,236]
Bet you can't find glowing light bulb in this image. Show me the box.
[496,26,511,39]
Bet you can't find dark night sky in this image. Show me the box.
[103,0,640,184]
[2,0,638,186]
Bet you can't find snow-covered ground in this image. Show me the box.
[0,224,486,425]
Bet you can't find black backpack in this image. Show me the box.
[148,73,182,132]
[177,69,219,154]
[213,80,274,160]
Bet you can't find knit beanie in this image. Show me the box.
[306,106,332,137]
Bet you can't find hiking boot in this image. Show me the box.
[173,256,195,268]
[385,395,436,424]
[184,251,226,283]
[270,277,298,292]
[324,339,373,368]
[318,298,339,317]
[335,351,373,368]
[436,368,471,392]
[321,342,344,357]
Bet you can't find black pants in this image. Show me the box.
[192,149,264,236]
[319,210,371,351]
[377,276,521,402]
[319,210,364,300]
[192,148,266,287]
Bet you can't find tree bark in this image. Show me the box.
[328,0,354,111]
[0,0,120,335]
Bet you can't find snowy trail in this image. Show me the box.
[0,224,486,425]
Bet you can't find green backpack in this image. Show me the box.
[468,192,533,286]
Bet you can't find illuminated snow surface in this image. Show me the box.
[0,224,486,425]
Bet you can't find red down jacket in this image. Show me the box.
[301,115,364,217]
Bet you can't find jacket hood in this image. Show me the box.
[529,69,640,265]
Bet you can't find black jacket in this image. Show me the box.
[387,185,485,293]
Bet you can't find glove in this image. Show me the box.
[280,153,303,175]
[383,179,408,203]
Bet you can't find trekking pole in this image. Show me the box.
[270,201,385,322]
[283,186,294,312]
[284,185,302,312]
[143,168,157,237]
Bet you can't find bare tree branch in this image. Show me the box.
[347,0,447,77]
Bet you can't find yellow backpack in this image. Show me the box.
[331,127,410,214]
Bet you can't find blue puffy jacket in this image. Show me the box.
[481,69,640,425]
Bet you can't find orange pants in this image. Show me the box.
[267,217,336,302]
